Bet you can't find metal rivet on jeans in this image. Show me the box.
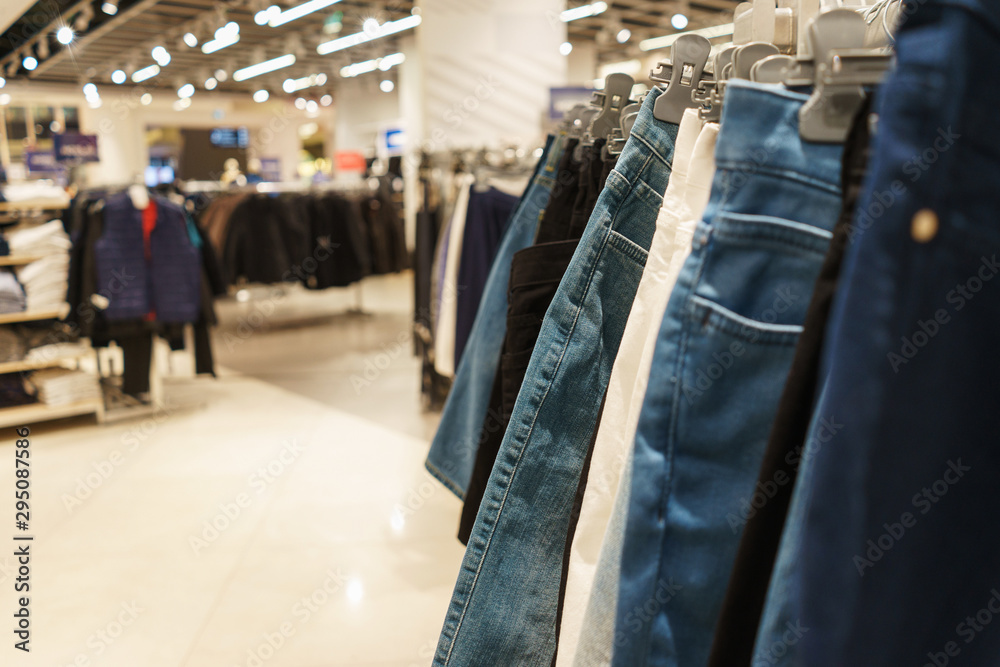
[911,208,939,243]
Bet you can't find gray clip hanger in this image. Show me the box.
[588,72,636,141]
[651,34,713,124]
[795,8,891,142]
[701,45,737,122]
[732,42,780,80]
[751,54,796,83]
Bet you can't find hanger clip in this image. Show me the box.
[652,34,712,124]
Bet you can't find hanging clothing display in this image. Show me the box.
[65,189,223,396]
[422,2,997,666]
[434,88,678,666]
[426,136,564,496]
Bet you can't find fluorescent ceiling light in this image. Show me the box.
[378,52,404,70]
[640,22,734,51]
[317,15,421,55]
[178,83,195,98]
[151,46,171,66]
[379,79,394,92]
[132,64,160,82]
[671,13,689,30]
[22,56,38,70]
[204,77,218,90]
[233,54,296,81]
[616,28,631,43]
[183,32,198,47]
[282,72,328,93]
[269,0,343,27]
[83,83,98,97]
[101,0,118,15]
[339,52,404,78]
[202,22,240,54]
[559,41,573,56]
[320,94,332,106]
[560,1,607,22]
[253,89,269,103]
[56,26,74,45]
[111,69,126,83]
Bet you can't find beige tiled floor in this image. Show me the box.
[0,274,465,666]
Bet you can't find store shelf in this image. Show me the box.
[0,199,69,212]
[0,397,103,429]
[0,255,46,267]
[0,307,67,324]
[0,348,92,375]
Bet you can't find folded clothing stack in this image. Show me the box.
[25,367,100,406]
[0,269,26,314]
[8,221,71,312]
[0,181,70,205]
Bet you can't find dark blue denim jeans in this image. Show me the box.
[426,135,564,497]
[434,88,678,666]
[756,2,1000,665]
[612,80,843,667]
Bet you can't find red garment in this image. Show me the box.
[142,199,157,321]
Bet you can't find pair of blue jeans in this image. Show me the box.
[612,80,843,667]
[425,134,564,497]
[434,88,679,666]
[756,2,1000,665]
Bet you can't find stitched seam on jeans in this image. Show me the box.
[713,211,835,242]
[607,230,649,265]
[687,295,804,343]
[424,460,465,500]
[710,230,832,257]
[712,162,842,195]
[632,130,671,167]
[443,219,614,665]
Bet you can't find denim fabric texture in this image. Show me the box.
[612,80,843,667]
[757,2,1000,665]
[709,96,873,667]
[425,136,564,497]
[434,88,679,666]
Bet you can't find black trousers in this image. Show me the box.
[457,238,580,544]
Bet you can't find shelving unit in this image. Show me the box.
[0,308,68,325]
[0,198,104,429]
[0,398,105,430]
[0,255,46,267]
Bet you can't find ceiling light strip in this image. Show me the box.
[560,1,608,22]
[639,22,735,52]
[269,0,343,27]
[233,54,297,81]
[317,15,421,55]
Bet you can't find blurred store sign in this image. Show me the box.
[335,150,366,172]
[259,157,281,181]
[25,150,63,172]
[54,133,99,162]
[549,87,594,121]
[382,127,405,156]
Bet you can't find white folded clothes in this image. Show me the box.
[6,220,71,255]
[25,368,100,406]
[1,182,69,204]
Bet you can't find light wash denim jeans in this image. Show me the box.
[434,88,679,666]
[425,134,564,497]
[612,80,843,667]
